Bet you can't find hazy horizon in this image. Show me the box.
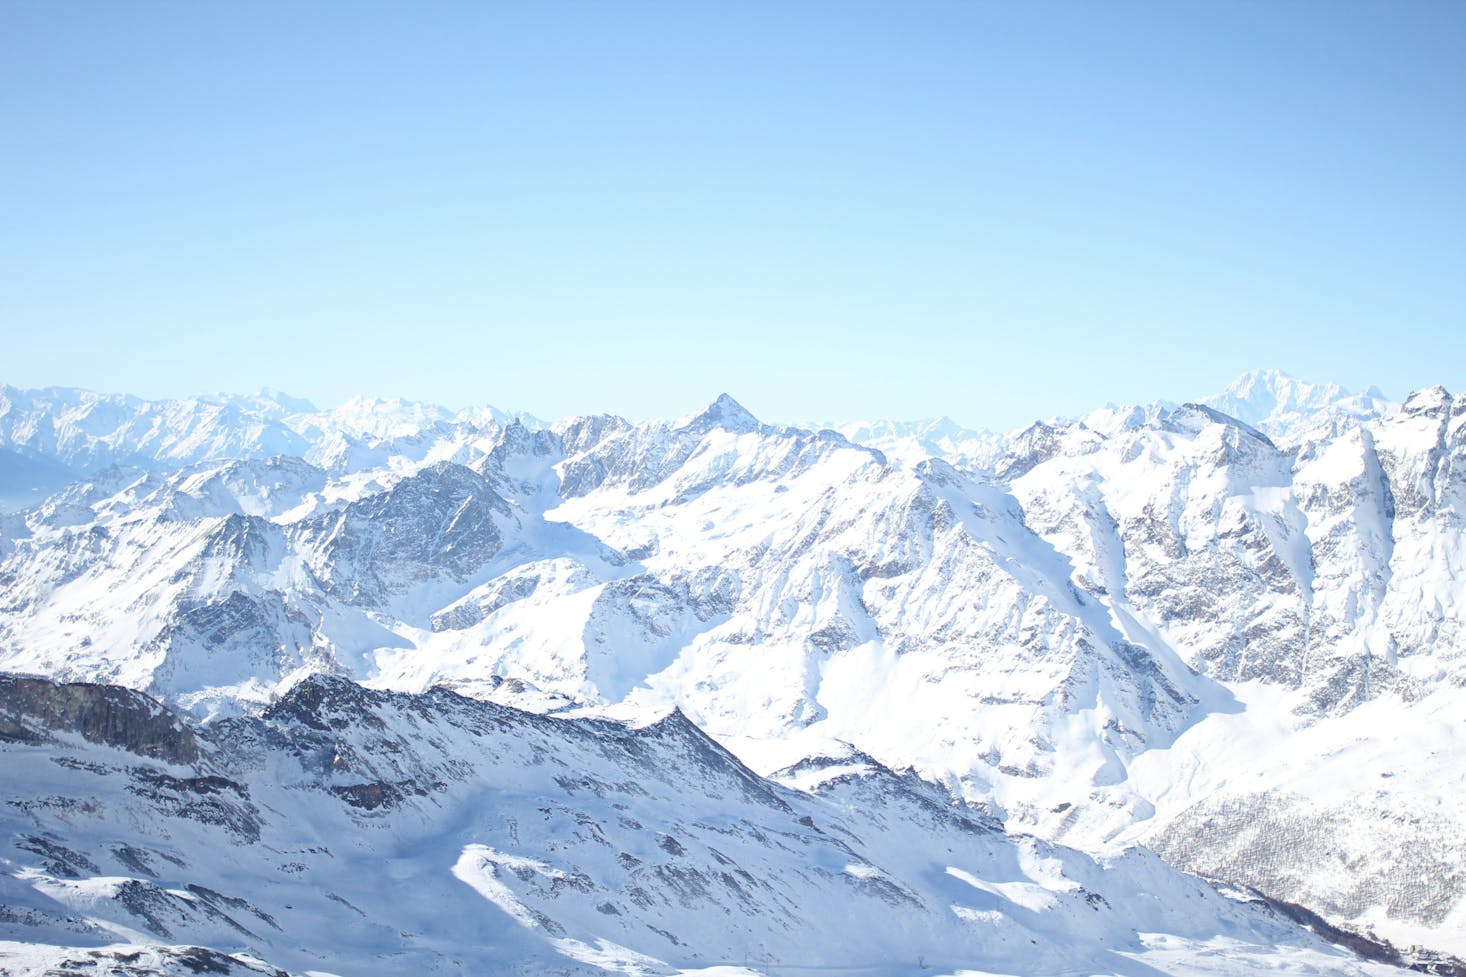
[4,1,1462,430]
[0,366,1415,436]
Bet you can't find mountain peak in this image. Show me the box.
[1174,402,1278,449]
[676,393,761,434]
[1209,369,1341,416]
[1200,369,1391,443]
[1226,367,1298,390]
[252,387,317,414]
[1402,384,1452,416]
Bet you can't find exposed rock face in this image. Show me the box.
[0,674,197,763]
[0,945,291,977]
[1152,791,1464,931]
[295,461,516,607]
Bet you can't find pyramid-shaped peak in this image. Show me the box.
[677,393,761,434]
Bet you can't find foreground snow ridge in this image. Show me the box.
[0,674,1410,976]
[1,369,1464,974]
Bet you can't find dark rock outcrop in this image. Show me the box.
[0,673,198,763]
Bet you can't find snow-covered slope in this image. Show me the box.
[1,371,1463,966]
[0,673,1413,976]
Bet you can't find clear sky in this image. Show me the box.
[2,1,1463,430]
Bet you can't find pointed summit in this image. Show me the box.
[676,393,761,435]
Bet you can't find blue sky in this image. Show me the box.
[2,1,1463,429]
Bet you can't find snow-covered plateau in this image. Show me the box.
[0,370,1462,975]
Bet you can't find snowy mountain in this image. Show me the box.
[825,416,1005,472]
[0,385,541,489]
[0,673,1415,976]
[1199,368,1392,447]
[1,370,1464,971]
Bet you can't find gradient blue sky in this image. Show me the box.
[3,1,1463,429]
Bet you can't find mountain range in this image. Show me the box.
[1,370,1462,975]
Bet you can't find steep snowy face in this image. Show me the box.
[0,674,1408,977]
[1005,390,1466,707]
[1368,389,1466,686]
[1011,406,1313,688]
